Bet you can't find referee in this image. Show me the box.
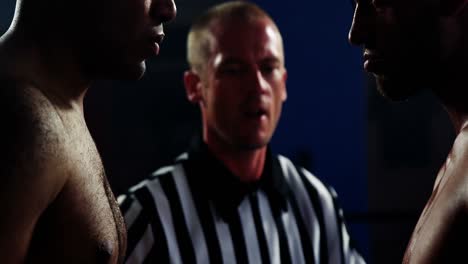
[119,1,365,263]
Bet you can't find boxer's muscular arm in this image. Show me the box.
[0,84,66,263]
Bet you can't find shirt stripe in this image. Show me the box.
[269,192,293,264]
[211,203,237,264]
[283,201,306,264]
[159,174,196,263]
[126,224,154,263]
[257,191,281,264]
[146,177,183,264]
[123,195,143,229]
[186,168,224,263]
[238,197,262,264]
[228,208,249,264]
[279,156,320,263]
[173,165,209,264]
[249,193,272,264]
[302,168,341,264]
[297,168,330,263]
[132,187,170,263]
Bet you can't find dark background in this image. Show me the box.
[0,0,455,263]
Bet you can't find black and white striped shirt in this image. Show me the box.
[119,139,365,264]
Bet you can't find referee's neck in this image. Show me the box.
[204,138,267,183]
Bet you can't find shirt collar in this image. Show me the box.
[185,135,290,221]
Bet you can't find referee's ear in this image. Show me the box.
[184,69,203,104]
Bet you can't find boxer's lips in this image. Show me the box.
[144,31,165,57]
[363,52,386,75]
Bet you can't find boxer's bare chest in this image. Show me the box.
[403,152,468,263]
[27,109,126,263]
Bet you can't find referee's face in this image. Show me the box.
[199,18,287,150]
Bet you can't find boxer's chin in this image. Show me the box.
[374,74,424,102]
[103,61,147,81]
[109,61,147,80]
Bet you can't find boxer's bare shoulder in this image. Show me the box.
[0,78,126,263]
[0,78,69,263]
[403,127,468,263]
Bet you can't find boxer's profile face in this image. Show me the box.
[348,0,441,101]
[76,0,177,80]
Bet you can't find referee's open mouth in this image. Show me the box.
[244,104,269,119]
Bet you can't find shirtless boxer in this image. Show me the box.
[349,0,468,262]
[0,0,176,262]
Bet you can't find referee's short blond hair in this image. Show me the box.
[187,1,283,75]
